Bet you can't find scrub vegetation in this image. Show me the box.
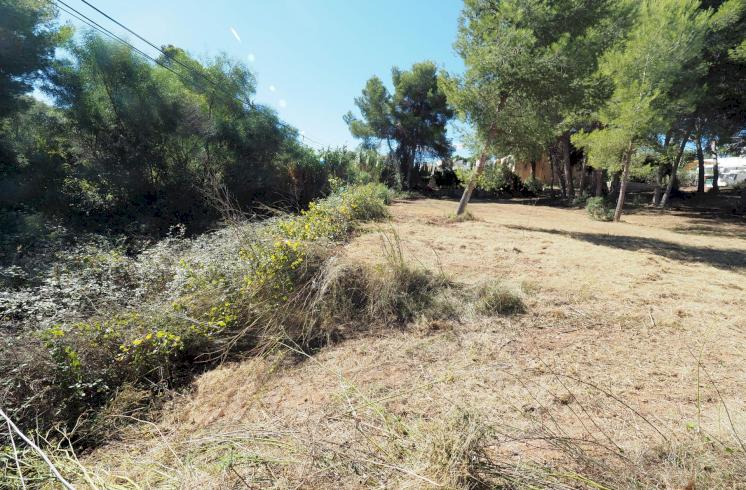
[1,0,745,488]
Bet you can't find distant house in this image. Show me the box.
[449,156,474,170]
[699,157,746,188]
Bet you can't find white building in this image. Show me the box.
[703,157,746,188]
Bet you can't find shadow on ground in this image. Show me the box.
[670,222,746,240]
[505,225,746,270]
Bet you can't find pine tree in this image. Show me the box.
[573,0,710,221]
[443,0,626,215]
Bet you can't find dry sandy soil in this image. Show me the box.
[82,199,746,489]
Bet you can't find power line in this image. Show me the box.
[52,0,329,149]
[52,1,198,89]
[79,0,256,110]
[54,0,257,113]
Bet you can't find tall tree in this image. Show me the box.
[693,0,746,194]
[574,0,710,221]
[42,33,319,231]
[345,61,453,189]
[0,0,69,118]
[0,98,69,210]
[442,0,627,215]
[0,0,69,201]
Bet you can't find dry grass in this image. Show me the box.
[474,282,525,315]
[445,210,479,223]
[51,198,746,488]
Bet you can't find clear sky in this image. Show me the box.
[55,0,466,151]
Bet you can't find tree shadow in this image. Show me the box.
[505,225,746,270]
[671,222,746,240]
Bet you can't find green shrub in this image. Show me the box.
[571,193,591,208]
[524,177,544,195]
[320,147,389,185]
[629,163,659,184]
[586,196,615,221]
[277,183,390,241]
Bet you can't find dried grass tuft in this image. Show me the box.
[446,211,479,223]
[475,282,526,315]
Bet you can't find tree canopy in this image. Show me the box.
[0,2,346,235]
[345,61,453,188]
[441,0,632,210]
[0,0,70,118]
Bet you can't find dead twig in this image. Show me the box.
[0,407,75,490]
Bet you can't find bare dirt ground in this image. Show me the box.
[84,199,746,488]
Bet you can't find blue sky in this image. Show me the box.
[55,0,466,151]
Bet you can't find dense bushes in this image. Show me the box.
[0,34,393,238]
[0,184,396,440]
[1,182,530,446]
[524,177,544,195]
[318,147,390,187]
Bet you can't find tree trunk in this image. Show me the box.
[579,156,588,195]
[405,147,419,189]
[613,143,634,222]
[399,157,410,190]
[653,132,672,205]
[660,134,689,208]
[530,159,536,180]
[696,129,705,194]
[455,99,505,214]
[710,140,719,193]
[549,153,556,198]
[456,153,488,216]
[550,143,566,197]
[594,169,603,197]
[407,161,418,189]
[561,132,575,198]
[610,171,621,198]
[653,164,665,205]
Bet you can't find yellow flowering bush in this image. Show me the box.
[244,184,390,303]
[243,239,306,302]
[37,311,207,419]
[277,183,390,241]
